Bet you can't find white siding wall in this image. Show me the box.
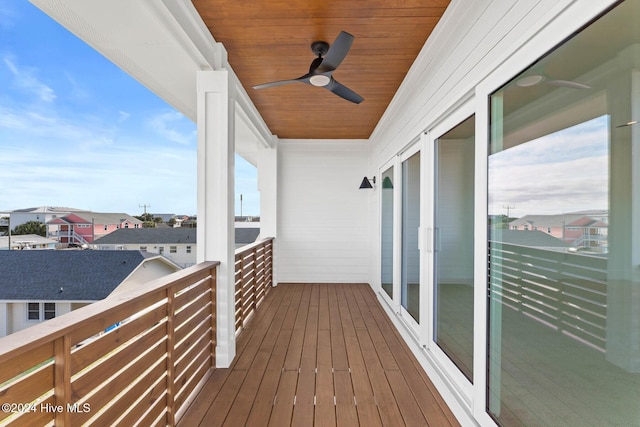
[277,140,372,283]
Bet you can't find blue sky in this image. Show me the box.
[0,1,259,217]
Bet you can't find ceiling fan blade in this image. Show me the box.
[317,31,354,73]
[253,75,311,89]
[547,79,591,90]
[325,78,363,104]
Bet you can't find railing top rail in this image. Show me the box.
[0,260,219,363]
[488,240,607,261]
[235,237,274,257]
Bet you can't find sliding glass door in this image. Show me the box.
[401,149,421,325]
[381,166,394,299]
[488,1,640,424]
[433,115,475,381]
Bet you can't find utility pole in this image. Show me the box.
[139,204,151,215]
[503,204,515,219]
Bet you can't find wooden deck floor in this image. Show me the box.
[179,283,459,427]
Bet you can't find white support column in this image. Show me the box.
[197,69,236,367]
[605,58,640,372]
[257,141,278,285]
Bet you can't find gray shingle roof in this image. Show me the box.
[494,230,570,247]
[93,227,261,245]
[93,228,197,245]
[0,251,149,301]
[236,228,260,245]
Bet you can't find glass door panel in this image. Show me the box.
[402,151,421,323]
[434,115,475,381]
[488,1,640,425]
[381,166,394,299]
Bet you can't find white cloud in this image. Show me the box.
[118,111,131,122]
[146,111,195,145]
[0,2,17,29]
[3,55,56,103]
[489,117,609,216]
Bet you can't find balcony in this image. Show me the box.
[0,238,457,426]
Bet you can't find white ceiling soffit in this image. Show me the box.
[29,0,218,122]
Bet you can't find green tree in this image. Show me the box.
[13,221,47,237]
[135,213,154,222]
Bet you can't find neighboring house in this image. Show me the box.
[94,228,198,267]
[0,234,57,250]
[47,212,143,245]
[0,250,180,337]
[93,225,260,267]
[9,206,84,236]
[509,213,608,251]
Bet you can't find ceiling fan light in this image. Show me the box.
[516,74,545,87]
[310,74,331,87]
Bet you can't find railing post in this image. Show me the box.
[238,254,244,329]
[267,239,274,288]
[166,286,176,426]
[54,335,72,426]
[210,266,217,368]
[251,245,258,312]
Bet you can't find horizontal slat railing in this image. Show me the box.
[234,237,274,334]
[489,242,607,351]
[0,261,218,427]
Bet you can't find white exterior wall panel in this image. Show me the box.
[277,140,371,283]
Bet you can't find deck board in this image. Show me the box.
[179,283,460,427]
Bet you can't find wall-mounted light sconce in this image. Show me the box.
[359,176,376,189]
[616,120,638,128]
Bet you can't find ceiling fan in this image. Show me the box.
[253,31,364,104]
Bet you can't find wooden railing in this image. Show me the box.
[0,261,218,427]
[489,242,607,351]
[234,237,274,333]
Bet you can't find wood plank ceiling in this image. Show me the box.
[192,0,451,140]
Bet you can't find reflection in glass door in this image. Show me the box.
[434,115,475,381]
[402,151,420,323]
[381,166,394,299]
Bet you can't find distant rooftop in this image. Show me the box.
[93,226,261,246]
[0,251,157,301]
[94,228,197,245]
[11,206,84,213]
[494,230,570,248]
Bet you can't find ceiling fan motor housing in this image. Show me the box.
[311,41,329,57]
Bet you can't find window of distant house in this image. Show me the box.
[116,225,120,229]
[140,246,147,251]
[159,247,164,254]
[548,227,552,233]
[104,225,108,231]
[186,246,192,253]
[170,246,177,253]
[27,303,40,320]
[27,302,56,321]
[524,225,529,230]
[134,224,139,229]
[44,303,56,320]
[125,223,129,229]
